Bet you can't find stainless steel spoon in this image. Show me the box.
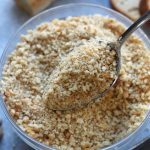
[99,10,150,100]
[92,10,150,99]
[45,10,150,111]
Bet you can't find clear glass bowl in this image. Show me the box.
[0,3,150,150]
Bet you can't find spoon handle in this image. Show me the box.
[118,10,150,45]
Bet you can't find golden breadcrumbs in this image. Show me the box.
[1,15,150,150]
[44,38,117,110]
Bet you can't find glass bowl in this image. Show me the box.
[0,3,150,150]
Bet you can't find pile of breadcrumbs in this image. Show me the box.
[44,38,117,110]
[1,15,150,150]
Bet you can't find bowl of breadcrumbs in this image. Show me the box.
[0,3,150,150]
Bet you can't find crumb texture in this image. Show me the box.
[1,15,150,150]
[44,38,117,110]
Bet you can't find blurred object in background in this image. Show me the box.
[140,0,150,15]
[140,0,150,26]
[110,0,150,27]
[0,119,3,139]
[110,0,141,20]
[15,0,54,15]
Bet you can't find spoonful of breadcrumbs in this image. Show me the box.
[44,10,150,111]
[43,38,117,110]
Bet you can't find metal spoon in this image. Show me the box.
[45,10,150,111]
[93,10,150,98]
[100,10,150,99]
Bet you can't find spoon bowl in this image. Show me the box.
[45,10,150,111]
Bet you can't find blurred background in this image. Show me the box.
[0,0,150,149]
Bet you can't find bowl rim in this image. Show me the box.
[0,3,150,150]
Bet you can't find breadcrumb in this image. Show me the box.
[1,15,150,150]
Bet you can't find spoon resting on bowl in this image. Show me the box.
[44,10,150,111]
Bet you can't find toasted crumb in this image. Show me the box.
[44,38,117,110]
[1,15,150,150]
